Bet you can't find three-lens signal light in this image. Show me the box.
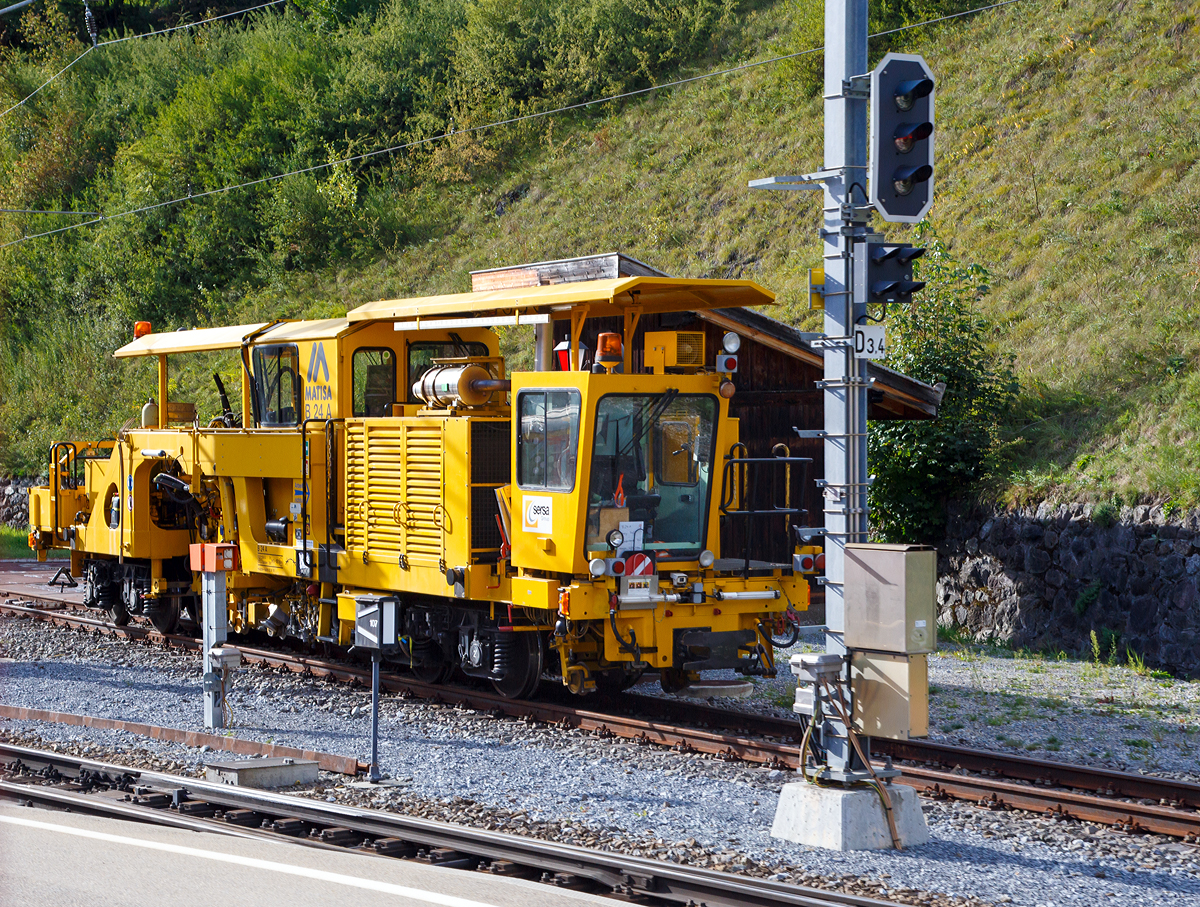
[870,53,935,223]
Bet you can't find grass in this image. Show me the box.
[0,525,65,560]
[0,526,28,558]
[299,0,1200,507]
[2,0,1200,506]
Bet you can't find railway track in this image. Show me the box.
[3,595,1200,841]
[0,742,892,907]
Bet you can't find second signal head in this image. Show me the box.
[870,52,935,223]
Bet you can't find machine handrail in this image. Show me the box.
[718,445,811,578]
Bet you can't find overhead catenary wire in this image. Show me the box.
[0,208,100,216]
[0,46,93,119]
[0,0,1030,250]
[0,0,287,120]
[0,0,38,18]
[94,0,286,48]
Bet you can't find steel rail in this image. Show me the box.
[0,779,275,843]
[623,695,1200,810]
[4,599,1200,839]
[0,743,895,907]
[895,766,1200,839]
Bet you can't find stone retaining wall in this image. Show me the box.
[0,476,36,530]
[937,502,1200,677]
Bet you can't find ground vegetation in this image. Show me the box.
[0,0,1196,520]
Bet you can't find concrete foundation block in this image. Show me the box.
[771,781,929,851]
[204,757,319,789]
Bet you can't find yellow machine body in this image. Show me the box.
[29,276,811,697]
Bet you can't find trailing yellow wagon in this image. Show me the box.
[29,273,812,698]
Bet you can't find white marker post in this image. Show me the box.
[190,543,241,729]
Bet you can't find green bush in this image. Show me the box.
[1074,579,1101,616]
[868,225,1018,542]
[0,0,745,470]
[1092,500,1119,528]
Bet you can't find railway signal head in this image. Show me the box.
[857,241,927,305]
[870,53,935,223]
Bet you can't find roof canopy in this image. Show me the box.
[347,277,775,324]
[113,319,350,358]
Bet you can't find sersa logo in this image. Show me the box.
[522,495,553,534]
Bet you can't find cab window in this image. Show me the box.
[253,344,301,427]
[408,340,489,401]
[655,420,699,485]
[517,390,581,492]
[353,348,396,417]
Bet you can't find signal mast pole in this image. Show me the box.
[751,0,872,778]
[819,0,871,773]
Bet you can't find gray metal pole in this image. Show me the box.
[820,0,870,775]
[368,650,382,782]
[202,571,228,729]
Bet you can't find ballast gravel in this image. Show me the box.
[2,609,1199,907]
[656,638,1200,782]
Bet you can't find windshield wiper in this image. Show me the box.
[618,389,679,459]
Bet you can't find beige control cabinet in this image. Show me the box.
[843,543,936,654]
[851,652,929,739]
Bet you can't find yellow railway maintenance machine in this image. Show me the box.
[29,277,813,698]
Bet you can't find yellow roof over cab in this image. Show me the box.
[347,277,775,323]
[113,319,350,358]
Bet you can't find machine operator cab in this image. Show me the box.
[507,345,741,581]
[582,389,714,560]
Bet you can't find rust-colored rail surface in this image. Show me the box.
[3,594,1200,841]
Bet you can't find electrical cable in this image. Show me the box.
[870,0,1026,38]
[0,46,93,118]
[0,0,1030,249]
[0,0,287,120]
[0,208,100,216]
[95,0,286,48]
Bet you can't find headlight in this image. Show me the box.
[698,549,715,567]
[588,558,607,577]
[722,332,741,353]
[606,529,624,550]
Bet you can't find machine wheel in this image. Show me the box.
[410,653,451,685]
[491,631,543,700]
[595,667,645,695]
[108,597,131,627]
[147,598,180,635]
[659,667,697,694]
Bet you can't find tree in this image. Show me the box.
[868,225,1017,542]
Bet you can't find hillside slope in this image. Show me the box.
[1,0,1198,508]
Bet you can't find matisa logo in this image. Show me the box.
[522,495,553,534]
[306,343,330,383]
[304,343,334,419]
